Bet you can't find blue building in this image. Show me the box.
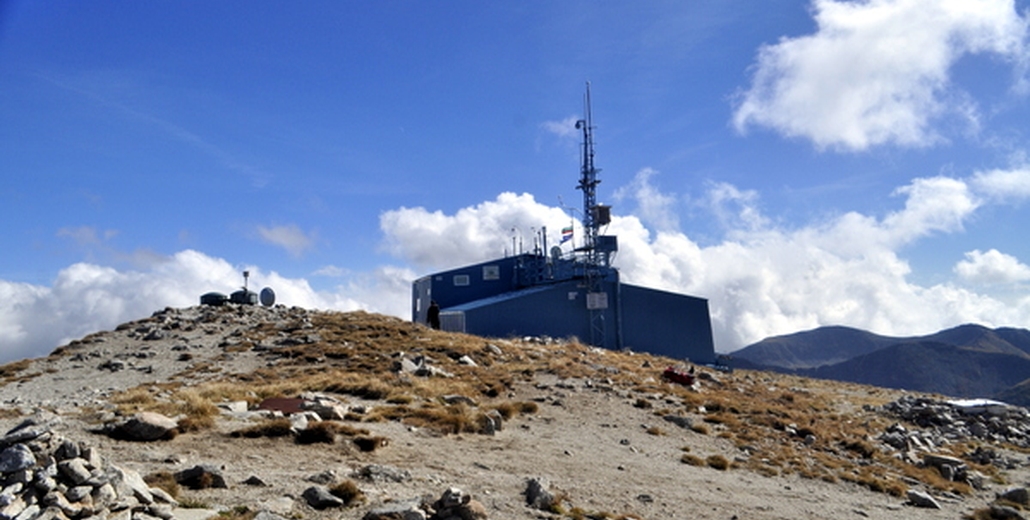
[411,85,716,364]
[411,250,716,364]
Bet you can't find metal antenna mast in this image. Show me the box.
[575,82,600,267]
[575,82,607,348]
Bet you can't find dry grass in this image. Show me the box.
[706,455,731,471]
[353,435,390,452]
[143,471,181,500]
[0,359,33,381]
[645,426,666,436]
[328,479,365,506]
[231,418,294,439]
[55,308,995,501]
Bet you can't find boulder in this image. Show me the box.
[1000,487,1030,506]
[361,498,426,520]
[301,486,344,509]
[990,505,1027,520]
[525,478,556,511]
[114,412,177,442]
[0,444,36,473]
[907,490,941,509]
[174,465,227,489]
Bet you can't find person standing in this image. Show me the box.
[427,300,441,330]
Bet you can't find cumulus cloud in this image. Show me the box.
[7,165,1030,365]
[733,0,1029,150]
[256,224,315,257]
[955,249,1030,285]
[0,250,401,363]
[541,116,581,139]
[379,192,574,271]
[613,168,680,232]
[378,169,1030,354]
[970,166,1030,201]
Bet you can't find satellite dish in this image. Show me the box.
[260,287,276,307]
[550,246,562,261]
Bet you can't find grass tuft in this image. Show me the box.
[328,479,365,506]
[231,418,294,439]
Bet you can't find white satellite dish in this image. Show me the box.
[259,287,276,307]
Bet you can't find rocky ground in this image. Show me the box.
[3,304,1030,520]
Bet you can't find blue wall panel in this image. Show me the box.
[620,284,715,364]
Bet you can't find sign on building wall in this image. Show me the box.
[586,292,608,310]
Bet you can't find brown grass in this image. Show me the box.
[353,435,390,452]
[328,479,365,506]
[706,455,731,471]
[0,359,32,380]
[143,471,181,499]
[51,308,988,501]
[231,418,294,439]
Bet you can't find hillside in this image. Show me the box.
[732,324,1030,403]
[1,304,1030,520]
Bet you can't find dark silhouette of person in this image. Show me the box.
[427,300,441,330]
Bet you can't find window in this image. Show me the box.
[483,265,500,280]
[453,274,470,286]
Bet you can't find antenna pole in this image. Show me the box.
[576,82,600,267]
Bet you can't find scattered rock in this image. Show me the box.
[906,490,941,509]
[110,412,178,442]
[989,505,1027,520]
[356,464,411,483]
[663,415,693,429]
[362,498,426,520]
[174,465,227,489]
[302,486,344,509]
[525,478,555,511]
[1000,487,1030,506]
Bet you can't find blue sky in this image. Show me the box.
[3,0,1030,363]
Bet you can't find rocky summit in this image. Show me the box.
[2,304,1030,519]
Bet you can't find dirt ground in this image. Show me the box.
[2,307,1027,520]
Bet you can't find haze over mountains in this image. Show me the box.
[731,324,1030,405]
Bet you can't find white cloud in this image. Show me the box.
[613,168,680,232]
[970,166,1030,201]
[7,166,1030,365]
[540,116,580,139]
[379,192,575,271]
[256,224,315,257]
[955,249,1030,284]
[733,0,1029,150]
[378,171,1030,353]
[0,250,378,364]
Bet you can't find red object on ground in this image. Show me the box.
[256,397,306,415]
[662,366,695,386]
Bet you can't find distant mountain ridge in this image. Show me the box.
[730,324,1030,405]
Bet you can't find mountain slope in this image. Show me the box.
[731,323,1030,400]
[801,341,1030,397]
[730,325,902,369]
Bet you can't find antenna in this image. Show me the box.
[243,270,250,291]
[575,82,602,267]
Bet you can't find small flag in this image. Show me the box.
[560,226,573,243]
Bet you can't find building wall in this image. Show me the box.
[412,256,716,365]
[412,255,525,324]
[456,280,610,343]
[620,284,716,364]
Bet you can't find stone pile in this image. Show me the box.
[877,396,1030,449]
[0,415,178,520]
[360,487,487,520]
